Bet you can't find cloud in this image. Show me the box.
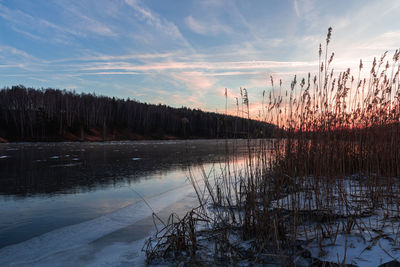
[358,31,400,50]
[291,0,318,30]
[172,71,215,91]
[0,45,40,72]
[184,15,231,35]
[294,0,300,17]
[208,71,262,76]
[124,0,185,41]
[55,1,117,37]
[79,72,140,76]
[46,52,174,64]
[0,2,117,42]
[0,3,81,39]
[76,15,116,37]
[9,26,45,41]
[0,45,34,60]
[79,59,318,72]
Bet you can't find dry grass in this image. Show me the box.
[144,28,400,266]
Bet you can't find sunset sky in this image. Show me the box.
[1,0,400,116]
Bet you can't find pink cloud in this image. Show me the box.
[171,71,215,91]
[80,60,319,72]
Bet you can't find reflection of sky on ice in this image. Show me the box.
[0,160,197,248]
[0,182,198,266]
[0,140,261,265]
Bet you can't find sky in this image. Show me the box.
[1,0,400,116]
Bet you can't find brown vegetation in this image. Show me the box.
[145,28,400,266]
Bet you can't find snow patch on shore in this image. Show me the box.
[306,231,400,266]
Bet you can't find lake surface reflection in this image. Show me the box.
[0,139,263,249]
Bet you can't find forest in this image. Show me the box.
[0,85,274,142]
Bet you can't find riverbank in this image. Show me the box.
[145,163,400,266]
[0,127,262,143]
[0,128,181,143]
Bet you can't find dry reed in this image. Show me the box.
[144,28,400,266]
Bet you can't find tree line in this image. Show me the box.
[0,85,274,141]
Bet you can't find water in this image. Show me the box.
[0,139,258,250]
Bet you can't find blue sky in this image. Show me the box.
[1,0,400,115]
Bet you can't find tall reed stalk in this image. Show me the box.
[145,28,400,266]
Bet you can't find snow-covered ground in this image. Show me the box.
[272,176,400,266]
[306,229,400,266]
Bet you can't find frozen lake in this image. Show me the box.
[0,139,263,266]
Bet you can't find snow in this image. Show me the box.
[49,156,59,159]
[271,176,400,266]
[301,207,400,265]
[0,155,9,159]
[306,231,400,266]
[132,158,142,161]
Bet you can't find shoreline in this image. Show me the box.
[144,156,400,266]
[0,136,258,144]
